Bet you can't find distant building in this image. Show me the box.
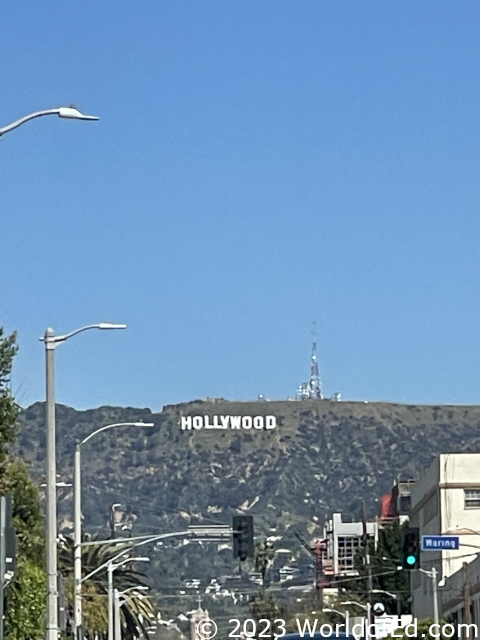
[441,553,480,630]
[378,478,414,527]
[322,512,378,577]
[409,453,480,620]
[190,604,211,640]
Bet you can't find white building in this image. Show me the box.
[441,553,480,632]
[190,605,211,640]
[409,453,480,619]
[323,513,378,577]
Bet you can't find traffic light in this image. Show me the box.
[401,527,420,569]
[232,516,254,561]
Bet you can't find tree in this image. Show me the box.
[254,540,275,589]
[0,329,47,640]
[250,540,281,627]
[342,521,411,614]
[0,329,19,458]
[59,535,156,640]
[385,618,452,640]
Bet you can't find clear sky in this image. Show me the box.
[2,1,480,411]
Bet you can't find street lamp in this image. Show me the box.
[114,586,150,640]
[371,589,401,615]
[74,421,155,640]
[341,601,370,640]
[341,600,367,610]
[0,106,99,137]
[323,608,350,633]
[419,567,439,626]
[108,557,150,640]
[40,323,126,640]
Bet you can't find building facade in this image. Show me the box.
[409,453,480,620]
[441,554,480,634]
[322,512,378,577]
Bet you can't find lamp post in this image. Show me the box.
[74,422,155,640]
[107,557,150,640]
[322,608,350,634]
[0,106,99,137]
[371,589,401,616]
[114,586,149,640]
[40,323,126,640]
[419,567,439,626]
[341,601,370,640]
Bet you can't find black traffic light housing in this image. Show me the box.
[232,516,254,561]
[401,527,420,570]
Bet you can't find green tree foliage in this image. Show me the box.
[0,329,18,458]
[0,329,47,640]
[343,521,410,614]
[249,592,283,628]
[59,535,155,640]
[4,559,46,640]
[254,540,275,588]
[386,618,452,640]
[250,540,282,627]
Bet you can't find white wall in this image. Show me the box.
[410,454,480,620]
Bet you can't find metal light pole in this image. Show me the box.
[107,557,149,640]
[74,422,154,640]
[432,567,439,627]
[341,601,368,640]
[371,588,401,616]
[323,608,350,634]
[114,586,149,640]
[419,567,439,626]
[0,106,99,137]
[40,323,126,640]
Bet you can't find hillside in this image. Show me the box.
[15,398,480,539]
[14,397,480,614]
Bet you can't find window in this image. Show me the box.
[337,536,361,572]
[423,493,439,524]
[464,489,480,508]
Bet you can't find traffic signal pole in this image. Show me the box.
[362,501,373,638]
[432,567,439,627]
[419,567,439,626]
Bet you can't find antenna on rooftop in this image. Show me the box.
[309,321,323,399]
[296,321,323,400]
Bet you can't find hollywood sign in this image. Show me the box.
[180,415,277,431]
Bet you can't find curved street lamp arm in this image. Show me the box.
[40,323,126,348]
[0,109,60,137]
[81,531,191,583]
[80,422,154,447]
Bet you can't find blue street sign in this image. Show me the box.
[422,535,459,551]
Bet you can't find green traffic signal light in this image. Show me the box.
[401,527,420,570]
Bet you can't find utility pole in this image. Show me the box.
[362,501,373,639]
[109,504,118,539]
[294,533,327,608]
[463,563,472,640]
[432,567,439,628]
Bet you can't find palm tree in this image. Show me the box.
[58,534,156,640]
[254,539,275,588]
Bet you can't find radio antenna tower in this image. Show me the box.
[295,321,323,400]
[309,321,323,399]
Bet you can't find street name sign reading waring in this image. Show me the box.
[180,415,277,431]
[422,535,459,551]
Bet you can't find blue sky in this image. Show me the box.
[2,1,480,410]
